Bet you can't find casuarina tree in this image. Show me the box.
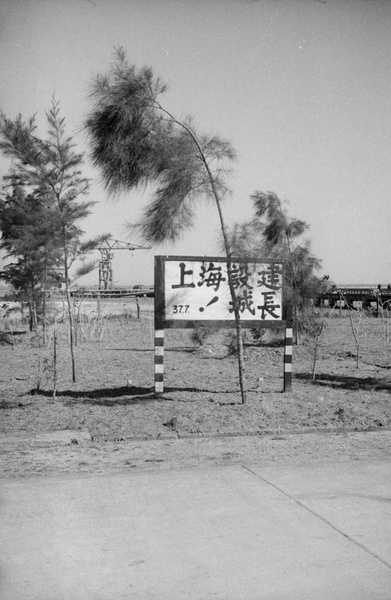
[0,101,108,379]
[228,191,327,342]
[85,48,249,402]
[0,173,63,331]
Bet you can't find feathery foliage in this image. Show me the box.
[227,191,327,341]
[85,49,251,402]
[0,102,100,282]
[250,191,322,308]
[0,101,108,377]
[85,48,236,245]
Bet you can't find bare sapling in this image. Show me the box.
[311,319,325,381]
[379,300,390,345]
[52,330,57,401]
[378,299,391,365]
[344,296,367,368]
[36,357,41,392]
[302,309,327,381]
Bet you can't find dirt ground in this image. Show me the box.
[1,298,391,477]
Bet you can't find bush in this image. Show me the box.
[250,328,266,344]
[225,329,251,355]
[190,326,214,346]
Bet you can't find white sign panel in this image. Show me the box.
[164,259,282,322]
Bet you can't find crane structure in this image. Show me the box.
[97,239,151,290]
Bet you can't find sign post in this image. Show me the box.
[283,305,293,391]
[154,255,292,395]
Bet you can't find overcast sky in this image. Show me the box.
[1,0,390,286]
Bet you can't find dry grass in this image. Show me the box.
[0,301,390,443]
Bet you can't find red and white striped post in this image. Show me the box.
[283,306,293,392]
[154,329,165,395]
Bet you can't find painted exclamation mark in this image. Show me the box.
[199,296,219,312]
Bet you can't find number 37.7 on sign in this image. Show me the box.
[172,304,190,314]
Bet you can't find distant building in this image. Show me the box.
[319,284,391,310]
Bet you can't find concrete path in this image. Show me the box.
[1,459,390,599]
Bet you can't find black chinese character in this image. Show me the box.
[257,292,280,319]
[228,263,254,290]
[257,264,282,290]
[172,262,196,289]
[229,288,256,316]
[197,262,226,292]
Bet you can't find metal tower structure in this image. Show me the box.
[97,239,151,289]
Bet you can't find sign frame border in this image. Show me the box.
[154,255,285,330]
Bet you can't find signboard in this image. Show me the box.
[154,255,292,395]
[155,256,284,329]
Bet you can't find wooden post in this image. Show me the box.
[154,329,165,395]
[154,257,166,396]
[283,306,293,392]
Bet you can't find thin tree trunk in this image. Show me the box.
[65,283,76,382]
[345,296,360,369]
[27,283,38,332]
[213,194,247,403]
[53,330,57,400]
[198,148,247,403]
[42,268,47,345]
[74,302,79,347]
[63,246,76,382]
[311,324,324,381]
[159,111,247,403]
[31,300,38,332]
[311,339,318,381]
[36,357,41,392]
[27,300,34,332]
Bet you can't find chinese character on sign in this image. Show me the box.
[227,263,256,316]
[228,263,254,290]
[229,288,256,316]
[257,263,282,291]
[171,262,196,289]
[197,262,226,292]
[258,292,281,319]
[163,257,282,322]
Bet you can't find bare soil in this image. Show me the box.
[1,299,390,477]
